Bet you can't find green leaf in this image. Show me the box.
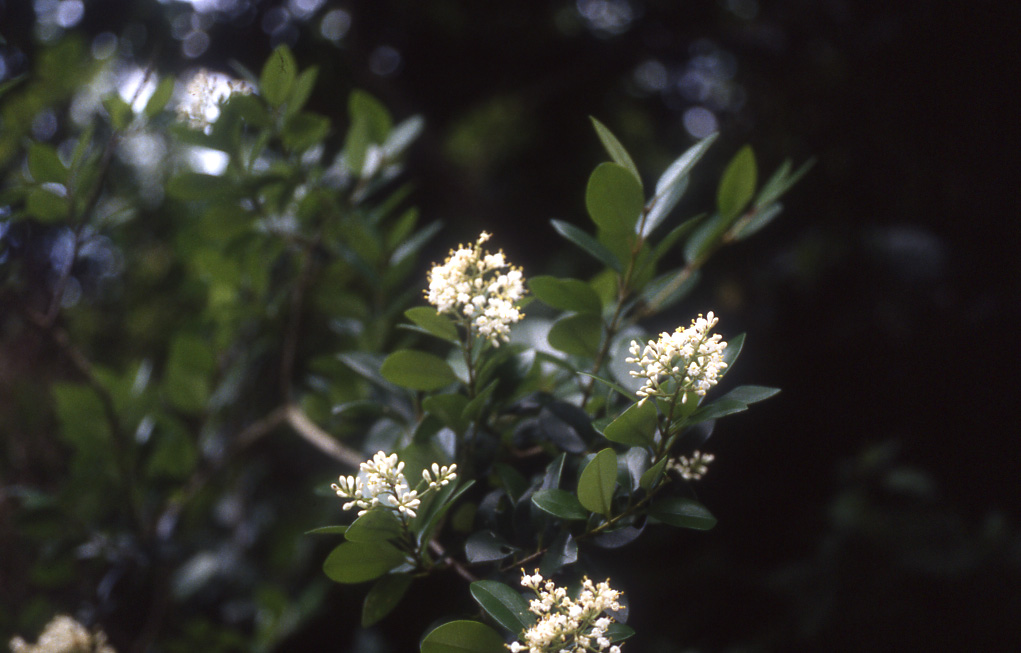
[732,202,783,241]
[52,383,114,474]
[655,132,718,198]
[422,393,469,433]
[282,111,330,152]
[420,620,505,653]
[260,44,297,107]
[585,162,644,235]
[465,531,517,563]
[603,399,658,447]
[25,187,68,222]
[462,379,497,423]
[686,398,748,424]
[551,219,622,272]
[649,497,717,530]
[589,116,641,185]
[547,313,602,358]
[577,448,618,516]
[286,66,319,117]
[531,489,589,521]
[470,580,535,635]
[322,541,406,584]
[721,332,745,370]
[717,145,757,221]
[166,172,236,201]
[162,334,215,414]
[383,115,425,159]
[682,213,727,264]
[144,76,176,118]
[528,276,602,314]
[28,143,67,184]
[639,456,669,490]
[651,215,703,264]
[380,350,459,391]
[344,89,393,173]
[755,157,814,209]
[146,414,197,479]
[405,307,459,342]
[724,385,780,405]
[102,93,133,130]
[362,573,413,627]
[345,509,404,543]
[304,525,348,535]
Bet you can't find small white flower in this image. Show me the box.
[176,69,253,132]
[626,312,727,405]
[670,450,716,480]
[426,233,526,346]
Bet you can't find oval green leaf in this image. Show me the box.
[381,350,458,391]
[590,116,641,185]
[362,573,413,627]
[550,219,622,273]
[260,44,297,107]
[639,456,669,491]
[547,314,602,358]
[603,400,658,447]
[470,580,535,635]
[28,143,68,184]
[420,620,505,653]
[528,276,602,314]
[586,162,644,234]
[531,488,589,521]
[405,306,459,342]
[345,508,404,543]
[322,540,406,584]
[577,448,618,516]
[649,497,717,530]
[717,145,757,221]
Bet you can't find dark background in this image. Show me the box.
[1,0,1018,650]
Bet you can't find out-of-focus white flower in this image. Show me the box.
[626,312,727,405]
[9,614,116,653]
[176,69,253,132]
[670,450,715,480]
[426,232,526,346]
[509,570,625,653]
[332,451,456,522]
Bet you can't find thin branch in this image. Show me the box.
[284,404,364,468]
[429,539,478,583]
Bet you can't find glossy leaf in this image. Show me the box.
[405,306,459,342]
[547,313,602,358]
[465,531,517,563]
[717,145,757,221]
[686,398,747,424]
[603,400,658,447]
[28,143,67,184]
[470,580,534,634]
[683,213,726,264]
[551,219,622,272]
[528,276,602,314]
[304,525,348,535]
[260,44,297,107]
[344,508,404,543]
[420,620,505,653]
[383,115,425,159]
[586,162,644,234]
[724,385,780,405]
[721,332,745,371]
[655,132,718,198]
[755,157,814,209]
[540,531,578,576]
[532,488,589,521]
[649,497,717,530]
[639,457,669,490]
[577,448,618,516]
[362,573,413,627]
[322,541,406,584]
[732,202,783,241]
[590,116,641,185]
[380,350,458,390]
[641,175,686,237]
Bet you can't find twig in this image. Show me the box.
[285,404,364,468]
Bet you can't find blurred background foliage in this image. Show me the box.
[0,0,1018,651]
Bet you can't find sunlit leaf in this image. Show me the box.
[577,448,618,516]
[28,143,67,184]
[717,145,757,221]
[420,620,505,653]
[528,276,602,314]
[550,219,622,272]
[547,313,602,358]
[322,541,406,584]
[260,44,297,107]
[144,76,176,118]
[603,400,658,447]
[590,116,641,185]
[586,162,644,235]
[470,581,534,634]
[405,306,459,342]
[345,509,404,543]
[531,489,589,521]
[381,350,459,391]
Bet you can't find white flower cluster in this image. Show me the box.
[331,451,457,521]
[509,570,624,653]
[426,232,526,346]
[626,312,727,405]
[9,614,116,653]
[669,450,715,480]
[176,69,253,132]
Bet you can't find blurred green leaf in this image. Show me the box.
[603,399,658,447]
[381,350,459,390]
[52,383,114,472]
[286,66,319,117]
[162,333,216,414]
[383,115,425,159]
[531,488,589,521]
[167,172,236,201]
[25,187,67,222]
[420,620,505,653]
[725,385,780,405]
[755,157,814,209]
[305,526,348,535]
[282,111,330,152]
[362,573,413,627]
[470,580,534,634]
[644,132,717,236]
[577,448,618,516]
[649,497,717,530]
[550,219,622,272]
[28,143,67,184]
[528,276,602,314]
[682,213,726,264]
[102,93,133,130]
[548,313,602,357]
[146,414,197,479]
[732,202,783,241]
[144,76,176,118]
[322,541,406,584]
[260,44,297,107]
[422,393,470,433]
[345,509,404,543]
[586,162,644,235]
[405,307,459,342]
[590,117,641,185]
[717,145,757,221]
